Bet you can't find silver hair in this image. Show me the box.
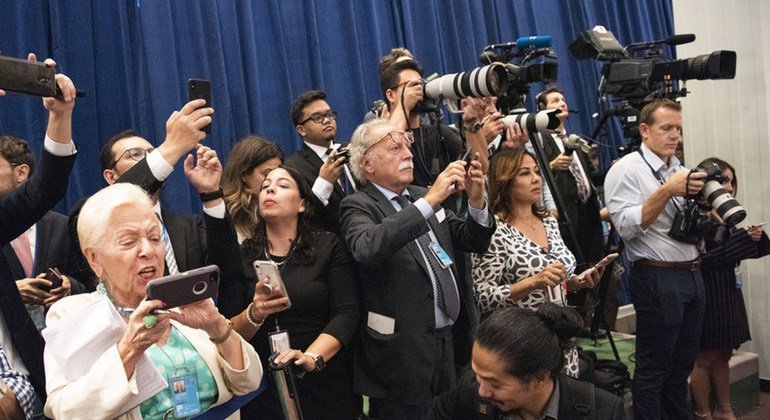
[77,183,155,251]
[348,119,392,182]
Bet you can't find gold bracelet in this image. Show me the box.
[245,302,265,328]
[209,319,233,344]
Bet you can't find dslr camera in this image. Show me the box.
[669,162,745,244]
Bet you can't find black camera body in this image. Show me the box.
[669,162,745,244]
[687,162,725,196]
[669,202,728,244]
[336,146,351,163]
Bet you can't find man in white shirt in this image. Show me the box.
[604,98,707,419]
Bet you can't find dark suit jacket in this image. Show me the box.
[538,131,605,265]
[2,211,85,294]
[339,183,495,404]
[0,149,76,400]
[285,143,359,233]
[159,207,207,275]
[68,159,207,286]
[427,371,626,419]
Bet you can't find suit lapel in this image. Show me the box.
[302,144,347,198]
[34,213,52,275]
[1,244,24,279]
[369,184,434,279]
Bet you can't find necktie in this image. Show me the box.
[156,214,179,275]
[10,231,33,277]
[559,134,591,203]
[392,195,460,321]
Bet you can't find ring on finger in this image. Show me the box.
[143,314,158,329]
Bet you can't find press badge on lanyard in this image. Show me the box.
[735,266,743,289]
[168,367,201,417]
[429,242,453,269]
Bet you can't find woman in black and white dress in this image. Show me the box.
[690,158,769,420]
[472,147,603,378]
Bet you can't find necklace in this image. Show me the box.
[263,233,301,268]
[264,248,288,266]
[96,282,135,317]
[515,216,539,231]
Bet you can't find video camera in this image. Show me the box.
[569,26,735,141]
[480,36,558,114]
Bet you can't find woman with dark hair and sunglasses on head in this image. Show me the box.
[427,303,624,419]
[471,147,604,378]
[689,157,769,420]
[187,154,361,419]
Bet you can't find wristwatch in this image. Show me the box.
[305,352,325,372]
[466,121,484,133]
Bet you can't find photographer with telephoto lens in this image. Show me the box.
[604,99,707,419]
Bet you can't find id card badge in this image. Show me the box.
[735,266,743,289]
[269,330,291,354]
[168,367,201,418]
[429,242,454,269]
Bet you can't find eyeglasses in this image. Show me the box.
[0,162,19,168]
[300,110,337,125]
[110,147,154,170]
[366,131,414,154]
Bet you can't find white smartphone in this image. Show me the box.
[594,252,620,269]
[253,260,292,308]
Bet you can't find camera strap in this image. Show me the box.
[637,149,684,212]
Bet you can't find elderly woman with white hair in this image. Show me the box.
[43,183,262,419]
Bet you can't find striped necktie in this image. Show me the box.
[156,213,179,275]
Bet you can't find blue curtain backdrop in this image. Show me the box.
[0,0,674,214]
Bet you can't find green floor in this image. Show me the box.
[577,334,760,415]
[577,332,637,377]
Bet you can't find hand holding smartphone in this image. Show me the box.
[188,78,211,133]
[146,265,220,309]
[41,267,64,292]
[253,260,292,309]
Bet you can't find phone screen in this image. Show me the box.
[187,79,211,133]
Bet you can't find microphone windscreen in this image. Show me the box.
[515,36,553,50]
[666,34,696,46]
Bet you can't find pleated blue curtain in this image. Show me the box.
[0,0,673,214]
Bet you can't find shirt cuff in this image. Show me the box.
[203,202,226,219]
[413,198,434,220]
[312,178,334,206]
[469,201,491,227]
[44,135,76,156]
[146,150,174,182]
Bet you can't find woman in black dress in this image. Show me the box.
[690,158,769,420]
[188,157,361,419]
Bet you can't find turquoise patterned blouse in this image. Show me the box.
[139,326,218,419]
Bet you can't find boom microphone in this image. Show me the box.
[665,34,696,46]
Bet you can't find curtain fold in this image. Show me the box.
[0,0,673,214]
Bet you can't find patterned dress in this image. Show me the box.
[472,215,580,377]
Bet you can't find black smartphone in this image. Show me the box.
[187,78,211,133]
[0,55,56,97]
[41,267,64,292]
[146,265,219,309]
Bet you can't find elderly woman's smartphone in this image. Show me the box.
[253,260,292,309]
[187,78,211,133]
[146,265,219,309]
